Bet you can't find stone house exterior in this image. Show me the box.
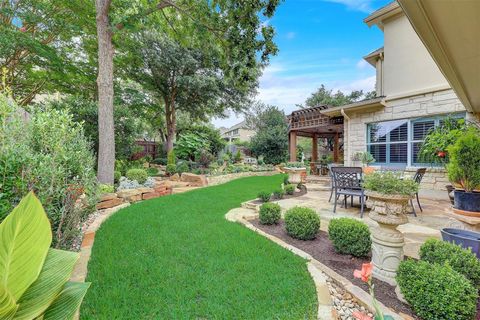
[220,120,256,143]
[289,1,479,191]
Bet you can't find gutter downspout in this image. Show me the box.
[341,108,350,166]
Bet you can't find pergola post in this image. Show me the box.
[312,134,318,162]
[333,132,339,163]
[289,131,297,162]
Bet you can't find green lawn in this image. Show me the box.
[81,175,317,319]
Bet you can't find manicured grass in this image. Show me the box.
[81,175,317,319]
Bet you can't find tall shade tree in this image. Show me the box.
[304,84,376,108]
[0,0,94,104]
[95,0,280,183]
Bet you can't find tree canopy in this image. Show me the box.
[304,84,376,108]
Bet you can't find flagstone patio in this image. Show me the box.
[275,184,465,259]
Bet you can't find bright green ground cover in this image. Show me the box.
[81,175,317,319]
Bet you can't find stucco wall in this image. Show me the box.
[343,89,474,190]
[383,15,449,98]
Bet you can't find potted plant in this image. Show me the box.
[363,171,418,285]
[319,154,333,176]
[353,151,376,174]
[283,161,307,185]
[419,117,478,203]
[447,128,480,214]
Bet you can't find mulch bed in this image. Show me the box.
[251,219,417,318]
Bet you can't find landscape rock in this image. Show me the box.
[170,173,180,181]
[136,187,155,194]
[99,193,117,202]
[142,192,160,200]
[116,189,142,199]
[180,172,208,187]
[96,198,123,210]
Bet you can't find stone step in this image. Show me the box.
[306,176,331,186]
[305,184,332,192]
[241,200,260,211]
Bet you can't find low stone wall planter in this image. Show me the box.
[207,171,277,186]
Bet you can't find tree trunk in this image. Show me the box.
[95,0,115,184]
[165,98,176,153]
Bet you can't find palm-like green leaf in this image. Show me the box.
[0,284,17,320]
[42,282,90,320]
[0,192,51,300]
[14,249,79,320]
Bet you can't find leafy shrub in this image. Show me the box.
[0,96,97,248]
[285,162,305,168]
[284,207,320,240]
[126,168,148,184]
[146,167,158,176]
[283,175,289,185]
[114,170,121,183]
[152,157,167,165]
[273,189,285,199]
[352,151,375,166]
[234,150,242,163]
[196,150,214,167]
[259,203,281,225]
[98,184,114,194]
[363,171,418,195]
[447,128,480,191]
[285,184,296,195]
[0,192,90,319]
[257,155,265,165]
[328,218,371,257]
[258,191,271,202]
[166,164,176,176]
[167,150,176,165]
[397,259,477,320]
[419,238,480,289]
[176,161,189,174]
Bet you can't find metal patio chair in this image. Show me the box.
[331,167,365,217]
[328,163,344,202]
[410,168,427,217]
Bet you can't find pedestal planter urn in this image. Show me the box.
[284,167,307,185]
[366,191,410,286]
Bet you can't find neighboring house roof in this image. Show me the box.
[321,97,385,117]
[398,0,480,113]
[363,47,384,67]
[227,120,247,131]
[364,1,402,29]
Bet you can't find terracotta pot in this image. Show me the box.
[362,166,375,175]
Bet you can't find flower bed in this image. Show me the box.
[250,219,417,318]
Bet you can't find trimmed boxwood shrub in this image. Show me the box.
[259,203,281,225]
[328,218,371,257]
[419,238,480,289]
[258,191,271,203]
[397,259,477,320]
[284,207,320,240]
[273,189,285,199]
[285,184,295,195]
[126,168,148,184]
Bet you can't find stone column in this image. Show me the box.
[289,131,297,162]
[366,191,409,286]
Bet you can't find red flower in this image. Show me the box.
[353,311,373,320]
[437,151,446,158]
[19,26,27,32]
[354,262,373,283]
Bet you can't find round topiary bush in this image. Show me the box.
[284,207,320,240]
[259,203,281,225]
[285,184,295,195]
[419,238,480,289]
[273,189,285,199]
[258,191,271,203]
[126,168,148,184]
[328,218,371,257]
[397,259,478,320]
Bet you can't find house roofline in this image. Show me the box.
[364,1,402,29]
[363,47,384,66]
[320,97,385,116]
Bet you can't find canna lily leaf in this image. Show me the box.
[0,192,51,301]
[0,284,17,320]
[42,282,91,320]
[14,249,79,320]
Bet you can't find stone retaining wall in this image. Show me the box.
[207,171,278,186]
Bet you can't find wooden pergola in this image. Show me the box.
[287,105,344,163]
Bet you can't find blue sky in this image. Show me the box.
[213,0,390,128]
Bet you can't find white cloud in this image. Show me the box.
[286,32,296,40]
[356,59,369,70]
[322,0,375,13]
[331,75,376,93]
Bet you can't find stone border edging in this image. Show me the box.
[226,207,405,320]
[207,171,278,186]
